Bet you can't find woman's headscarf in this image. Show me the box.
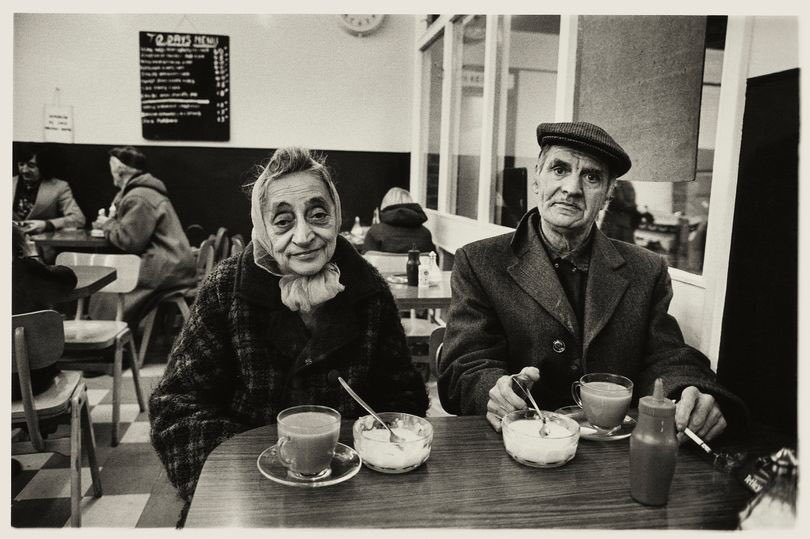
[249,148,345,313]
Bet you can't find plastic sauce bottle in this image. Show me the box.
[629,378,678,505]
[406,247,420,286]
[351,216,363,236]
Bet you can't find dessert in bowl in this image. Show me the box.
[352,412,433,473]
[502,409,580,468]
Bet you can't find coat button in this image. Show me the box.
[570,363,580,373]
[552,339,566,353]
[304,358,312,366]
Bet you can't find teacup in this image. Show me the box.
[571,373,633,434]
[273,405,341,481]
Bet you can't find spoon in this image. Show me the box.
[511,374,551,437]
[337,377,406,444]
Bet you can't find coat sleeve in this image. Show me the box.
[363,277,430,416]
[148,265,247,501]
[102,192,156,254]
[437,247,510,416]
[49,183,86,229]
[637,256,749,435]
[362,227,382,252]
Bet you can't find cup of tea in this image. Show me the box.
[571,373,633,434]
[273,405,341,481]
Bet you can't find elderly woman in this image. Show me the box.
[149,147,429,506]
[363,187,435,253]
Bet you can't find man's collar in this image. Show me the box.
[534,216,593,271]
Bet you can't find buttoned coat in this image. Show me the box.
[149,236,429,501]
[438,209,747,429]
[12,176,86,229]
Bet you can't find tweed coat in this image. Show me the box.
[438,209,747,430]
[149,236,429,501]
[12,176,86,229]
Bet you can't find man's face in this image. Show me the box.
[262,171,338,276]
[18,156,41,183]
[109,156,127,189]
[533,146,613,236]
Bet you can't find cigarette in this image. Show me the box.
[684,427,714,455]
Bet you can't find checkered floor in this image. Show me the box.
[11,358,450,528]
[11,362,186,528]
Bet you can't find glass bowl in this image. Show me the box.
[502,409,580,468]
[352,412,433,473]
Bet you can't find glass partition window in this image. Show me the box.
[492,15,560,227]
[453,15,487,219]
[423,35,444,210]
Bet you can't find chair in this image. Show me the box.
[213,227,230,262]
[362,251,441,371]
[185,224,207,248]
[428,325,446,381]
[230,233,245,256]
[55,252,146,446]
[12,310,102,527]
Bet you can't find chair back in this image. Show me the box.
[230,234,245,256]
[428,325,446,379]
[363,250,432,274]
[196,238,216,283]
[12,310,65,374]
[213,227,230,262]
[185,224,207,247]
[55,252,141,294]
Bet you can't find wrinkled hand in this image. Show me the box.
[486,366,540,432]
[23,220,47,234]
[675,386,727,443]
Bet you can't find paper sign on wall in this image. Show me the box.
[43,105,74,143]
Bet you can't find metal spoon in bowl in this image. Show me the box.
[337,377,406,444]
[510,374,551,438]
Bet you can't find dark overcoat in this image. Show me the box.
[149,236,429,500]
[438,209,747,428]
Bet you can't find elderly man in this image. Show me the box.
[89,146,196,323]
[438,121,746,442]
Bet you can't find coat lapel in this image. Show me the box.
[29,178,54,219]
[582,230,628,355]
[507,210,579,337]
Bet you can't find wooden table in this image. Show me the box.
[60,265,117,303]
[30,229,112,251]
[186,416,783,528]
[388,271,452,310]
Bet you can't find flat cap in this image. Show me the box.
[537,121,631,177]
[109,146,147,171]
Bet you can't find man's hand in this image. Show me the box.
[675,386,727,443]
[486,366,540,432]
[23,220,47,234]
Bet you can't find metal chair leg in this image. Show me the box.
[111,338,123,446]
[127,335,146,412]
[70,390,83,527]
[138,307,159,368]
[79,386,102,498]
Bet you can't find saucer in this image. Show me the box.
[385,274,409,285]
[256,442,362,487]
[554,406,636,441]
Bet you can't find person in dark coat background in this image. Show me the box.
[11,223,77,400]
[363,187,435,253]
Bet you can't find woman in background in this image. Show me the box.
[149,147,428,510]
[363,187,435,253]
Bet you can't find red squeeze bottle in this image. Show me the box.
[629,378,678,505]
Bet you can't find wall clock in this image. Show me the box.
[338,14,387,37]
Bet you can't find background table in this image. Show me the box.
[30,229,112,253]
[388,271,452,311]
[185,416,784,528]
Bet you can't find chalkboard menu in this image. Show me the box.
[140,31,230,141]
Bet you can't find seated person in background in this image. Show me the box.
[149,147,429,503]
[363,187,435,253]
[89,146,196,324]
[11,223,77,400]
[438,121,747,442]
[12,143,86,233]
[599,179,644,244]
